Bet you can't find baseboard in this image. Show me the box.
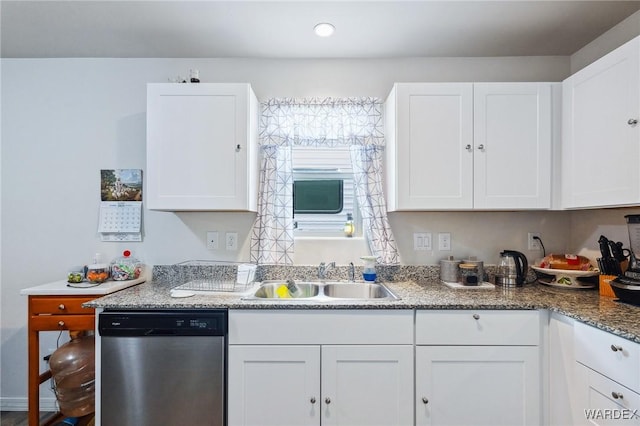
[0,396,58,411]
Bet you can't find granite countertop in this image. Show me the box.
[85,276,640,344]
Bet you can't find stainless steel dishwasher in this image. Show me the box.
[99,310,227,426]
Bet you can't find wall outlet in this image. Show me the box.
[206,231,219,250]
[226,232,238,251]
[528,232,542,250]
[413,232,432,251]
[438,232,451,251]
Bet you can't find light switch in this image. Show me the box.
[413,232,432,251]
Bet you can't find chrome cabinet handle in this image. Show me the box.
[611,344,623,352]
[422,397,429,404]
[58,304,66,311]
[473,313,480,320]
[325,397,331,404]
[628,119,638,126]
[58,320,65,327]
[465,144,472,151]
[310,397,316,404]
[477,144,485,150]
[612,391,624,400]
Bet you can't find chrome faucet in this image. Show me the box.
[318,261,335,280]
[348,262,355,282]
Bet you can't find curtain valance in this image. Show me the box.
[259,97,385,147]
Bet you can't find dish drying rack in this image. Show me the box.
[172,261,257,293]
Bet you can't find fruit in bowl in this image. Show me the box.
[67,271,84,283]
[86,266,109,283]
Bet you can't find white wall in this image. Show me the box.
[570,9,640,73]
[0,55,571,406]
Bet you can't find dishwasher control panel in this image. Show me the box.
[99,310,227,336]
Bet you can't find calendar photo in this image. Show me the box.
[101,169,143,201]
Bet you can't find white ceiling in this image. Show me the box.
[2,1,640,59]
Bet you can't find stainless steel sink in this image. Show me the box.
[251,282,320,299]
[323,282,396,299]
[243,280,399,301]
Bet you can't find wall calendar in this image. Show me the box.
[98,169,143,241]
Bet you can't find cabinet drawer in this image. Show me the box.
[30,296,95,315]
[229,309,414,345]
[575,322,640,392]
[580,363,640,422]
[31,314,95,331]
[416,310,540,345]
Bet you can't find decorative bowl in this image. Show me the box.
[531,265,599,289]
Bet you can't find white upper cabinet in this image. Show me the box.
[385,83,474,210]
[146,83,258,211]
[473,83,552,209]
[385,82,554,210]
[562,36,640,209]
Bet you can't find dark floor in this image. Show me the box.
[0,411,55,426]
[0,412,94,426]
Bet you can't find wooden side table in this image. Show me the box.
[27,295,96,426]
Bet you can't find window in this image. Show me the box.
[294,180,343,214]
[292,145,359,237]
[251,97,399,265]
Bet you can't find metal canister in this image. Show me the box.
[463,256,484,284]
[439,256,461,283]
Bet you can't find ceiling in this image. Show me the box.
[2,1,640,59]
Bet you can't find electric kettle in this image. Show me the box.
[496,250,528,286]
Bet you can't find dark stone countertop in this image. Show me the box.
[85,276,640,344]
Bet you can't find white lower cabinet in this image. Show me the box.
[415,310,542,426]
[228,309,544,426]
[228,344,413,426]
[575,363,640,426]
[321,345,414,426]
[227,310,414,426]
[573,321,640,425]
[228,345,320,426]
[415,346,540,426]
[549,312,580,425]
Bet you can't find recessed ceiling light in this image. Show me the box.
[314,22,335,37]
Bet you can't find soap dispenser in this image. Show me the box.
[361,256,378,282]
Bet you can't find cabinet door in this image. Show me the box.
[549,313,581,426]
[228,345,320,426]
[388,83,473,210]
[562,37,640,208]
[146,83,258,211]
[321,345,414,426]
[575,363,640,426]
[416,346,540,426]
[473,83,552,209]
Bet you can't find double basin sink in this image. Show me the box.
[243,280,399,301]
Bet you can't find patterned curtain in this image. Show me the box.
[350,145,400,265]
[250,145,294,265]
[250,97,400,265]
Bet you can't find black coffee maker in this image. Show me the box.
[611,215,640,303]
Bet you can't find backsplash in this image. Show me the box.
[151,264,522,287]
